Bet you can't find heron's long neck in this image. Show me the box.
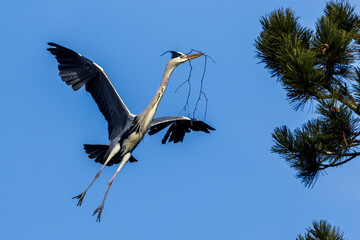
[141,63,175,123]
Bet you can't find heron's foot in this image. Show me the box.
[72,191,87,207]
[93,204,104,222]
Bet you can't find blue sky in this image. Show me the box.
[1,0,359,239]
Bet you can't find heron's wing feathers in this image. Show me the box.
[149,116,215,144]
[47,42,132,140]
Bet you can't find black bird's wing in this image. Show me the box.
[47,42,133,140]
[148,116,215,144]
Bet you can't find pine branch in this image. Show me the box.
[297,220,345,240]
[320,154,357,168]
[257,0,360,187]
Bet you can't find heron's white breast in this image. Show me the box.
[123,131,142,153]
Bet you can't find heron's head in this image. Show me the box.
[167,51,204,67]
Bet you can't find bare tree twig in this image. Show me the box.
[173,49,215,119]
[176,60,192,116]
[193,54,214,120]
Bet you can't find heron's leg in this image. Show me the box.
[73,144,121,206]
[93,153,131,222]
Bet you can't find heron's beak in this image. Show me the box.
[186,53,204,61]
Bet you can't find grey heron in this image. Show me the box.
[47,42,215,222]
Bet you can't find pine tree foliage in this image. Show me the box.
[255,0,360,186]
[296,220,345,240]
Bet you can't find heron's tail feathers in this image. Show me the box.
[83,144,138,166]
[84,144,109,165]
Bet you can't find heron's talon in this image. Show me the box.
[93,205,103,222]
[72,192,86,206]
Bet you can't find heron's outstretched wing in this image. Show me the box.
[47,42,133,140]
[148,116,215,144]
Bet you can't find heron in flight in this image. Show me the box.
[47,43,215,221]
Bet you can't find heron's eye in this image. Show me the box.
[180,55,184,59]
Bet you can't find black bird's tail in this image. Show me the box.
[84,144,109,164]
[84,144,138,166]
